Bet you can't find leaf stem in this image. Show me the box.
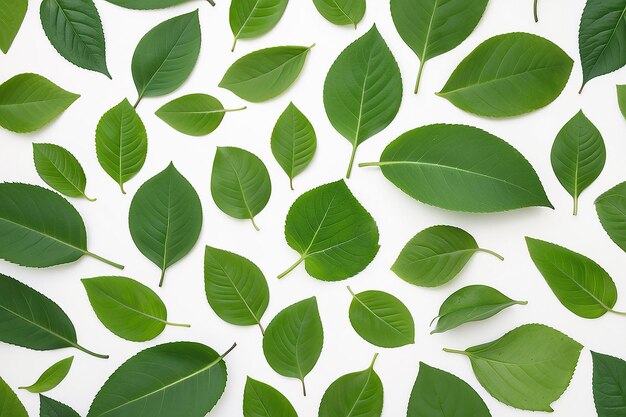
[258,321,265,336]
[84,251,124,269]
[608,309,626,316]
[220,342,237,358]
[442,348,468,356]
[224,106,247,113]
[515,300,529,306]
[358,161,382,168]
[476,248,504,261]
[83,192,97,202]
[346,143,358,178]
[206,0,216,6]
[347,285,356,297]
[414,60,426,94]
[231,37,238,52]
[119,182,126,194]
[159,268,166,287]
[277,257,304,279]
[133,95,142,109]
[71,342,109,359]
[369,352,379,369]
[164,320,191,328]
[250,216,260,231]
[300,378,307,396]
[533,0,539,22]
[573,196,579,216]
[289,177,294,191]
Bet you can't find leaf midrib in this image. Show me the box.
[90,285,168,325]
[585,5,626,77]
[0,217,86,256]
[352,293,410,341]
[222,48,309,88]
[37,149,84,197]
[0,302,75,349]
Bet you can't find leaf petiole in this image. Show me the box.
[206,0,216,5]
[71,342,109,359]
[533,0,539,22]
[442,347,469,356]
[84,250,124,269]
[476,248,504,261]
[277,256,304,279]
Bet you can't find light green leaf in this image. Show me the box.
[0,0,27,53]
[105,0,196,9]
[40,395,81,417]
[33,143,95,201]
[0,376,27,417]
[243,377,298,417]
[312,0,365,28]
[595,181,626,254]
[229,0,289,51]
[20,357,73,393]
[591,351,626,417]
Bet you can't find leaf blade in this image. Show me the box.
[0,0,27,53]
[33,143,93,201]
[595,181,626,253]
[312,0,365,27]
[243,377,298,417]
[0,376,28,417]
[40,395,81,417]
[20,356,74,393]
[229,0,289,50]
[591,351,626,417]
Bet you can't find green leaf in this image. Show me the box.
[204,246,269,333]
[131,10,201,107]
[129,163,203,287]
[526,237,621,318]
[392,225,503,287]
[19,356,73,393]
[278,180,379,281]
[33,143,95,201]
[81,276,190,342]
[437,33,573,117]
[40,0,110,78]
[105,0,194,9]
[348,288,414,348]
[0,376,28,417]
[390,0,487,93]
[591,351,626,417]
[551,111,605,215]
[0,183,123,269]
[431,285,526,334]
[243,377,298,417]
[211,147,271,230]
[444,323,582,411]
[312,0,365,28]
[0,273,107,359]
[270,102,317,190]
[318,354,383,417]
[0,73,79,133]
[40,395,81,417]
[95,99,148,194]
[262,297,323,396]
[407,362,491,417]
[155,94,246,137]
[323,25,402,177]
[229,0,289,51]
[595,181,626,253]
[0,0,27,54]
[219,45,313,103]
[87,342,233,417]
[360,124,553,212]
[618,85,626,118]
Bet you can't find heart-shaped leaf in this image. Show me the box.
[0,376,27,417]
[595,181,626,253]
[19,356,73,393]
[106,0,194,9]
[40,395,80,417]
[0,0,27,53]
[229,0,289,51]
[312,0,365,28]
[243,377,298,417]
[33,143,95,201]
[591,351,626,417]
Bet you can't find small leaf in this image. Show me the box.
[348,288,414,348]
[437,33,573,117]
[155,94,246,136]
[40,395,81,417]
[20,357,73,393]
[0,0,27,53]
[33,143,95,201]
[312,0,365,27]
[219,45,313,102]
[323,25,402,177]
[617,85,626,119]
[0,73,79,133]
[595,181,626,254]
[431,285,526,334]
[105,0,194,9]
[82,276,190,342]
[243,377,298,417]
[0,376,28,417]
[270,102,317,190]
[444,323,582,411]
[262,297,323,396]
[591,351,626,417]
[229,0,289,51]
[129,163,203,286]
[278,180,379,281]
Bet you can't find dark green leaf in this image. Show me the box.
[229,0,289,51]
[595,181,626,253]
[0,0,27,53]
[0,376,27,417]
[19,356,73,393]
[243,377,298,417]
[33,143,95,201]
[40,395,81,417]
[105,0,193,9]
[312,0,365,27]
[591,351,626,417]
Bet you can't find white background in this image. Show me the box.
[1,0,625,416]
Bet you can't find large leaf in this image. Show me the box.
[82,276,190,342]
[318,354,383,417]
[204,246,270,333]
[390,0,487,93]
[438,33,573,117]
[95,99,147,194]
[312,0,365,28]
[131,10,201,106]
[0,273,107,358]
[323,25,402,178]
[40,0,109,77]
[87,342,232,417]
[360,124,552,212]
[243,377,298,417]
[407,362,491,417]
[262,297,323,396]
[105,0,194,9]
[595,181,626,253]
[33,143,95,201]
[19,356,73,393]
[270,102,317,190]
[348,288,414,348]
[278,180,379,280]
[211,147,271,230]
[526,237,621,318]
[219,45,313,103]
[551,111,605,215]
[0,183,122,269]
[591,351,626,417]
[392,225,503,287]
[0,73,79,133]
[40,395,81,417]
[129,163,202,286]
[444,323,582,411]
[0,376,27,417]
[229,0,289,51]
[0,0,27,53]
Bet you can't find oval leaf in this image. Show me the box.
[0,0,27,53]
[106,0,193,9]
[595,181,626,253]
[591,351,626,417]
[40,395,81,417]
[33,143,95,201]
[312,0,365,27]
[19,356,73,393]
[243,377,298,417]
[229,0,289,51]
[0,376,27,417]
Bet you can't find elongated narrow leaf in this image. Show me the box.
[33,143,95,201]
[390,0,487,93]
[438,33,573,117]
[87,342,232,417]
[220,45,313,102]
[591,351,626,417]
[0,73,79,133]
[324,25,402,177]
[82,276,190,342]
[211,147,271,230]
[348,288,414,348]
[230,0,289,51]
[407,362,491,417]
[263,297,323,395]
[106,0,193,9]
[551,111,605,214]
[313,0,365,27]
[40,395,80,417]
[40,0,110,77]
[129,163,202,286]
[271,102,316,190]
[526,237,620,318]
[0,0,27,53]
[204,246,270,332]
[431,285,526,334]
[595,181,626,253]
[95,99,148,194]
[360,124,552,212]
[243,377,298,417]
[444,324,582,411]
[279,180,379,280]
[0,376,28,417]
[20,356,73,393]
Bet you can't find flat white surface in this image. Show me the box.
[1,0,625,416]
